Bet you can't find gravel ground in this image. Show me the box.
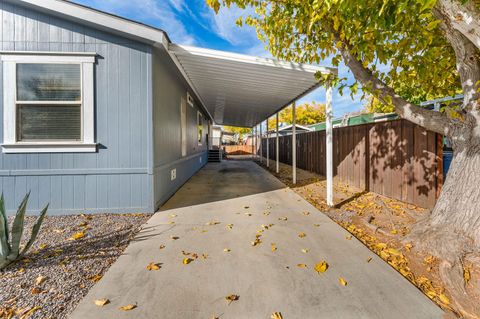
[0,213,151,319]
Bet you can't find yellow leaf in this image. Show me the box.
[19,306,41,319]
[206,220,220,226]
[119,304,137,311]
[271,312,283,319]
[170,214,177,217]
[345,235,352,240]
[223,248,230,252]
[69,231,86,240]
[87,274,103,282]
[339,277,347,286]
[183,258,193,265]
[159,244,166,249]
[297,263,307,268]
[314,261,328,273]
[367,257,373,263]
[146,262,161,271]
[302,211,310,216]
[278,217,287,221]
[404,243,413,251]
[464,266,471,284]
[170,236,179,240]
[35,275,47,285]
[94,298,110,306]
[439,294,450,305]
[225,294,239,304]
[226,224,233,229]
[313,224,320,227]
[251,238,262,246]
[271,243,277,252]
[301,249,309,254]
[298,232,306,238]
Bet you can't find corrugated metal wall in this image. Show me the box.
[152,47,208,208]
[0,1,153,214]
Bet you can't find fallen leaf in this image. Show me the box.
[278,217,287,221]
[94,299,110,306]
[297,264,307,268]
[206,221,220,226]
[19,306,41,319]
[301,249,309,254]
[298,232,306,238]
[183,258,194,265]
[271,243,277,252]
[464,266,471,284]
[251,237,262,246]
[339,277,347,286]
[170,214,177,217]
[35,275,46,285]
[226,224,233,229]
[201,254,208,259]
[119,304,137,311]
[31,287,42,294]
[170,236,179,240]
[244,213,252,216]
[244,206,249,209]
[424,255,435,264]
[263,212,270,216]
[345,235,352,240]
[168,221,175,224]
[87,274,103,282]
[69,231,86,240]
[271,312,283,319]
[405,243,413,251]
[146,262,161,271]
[314,261,328,273]
[302,211,310,216]
[313,224,320,227]
[223,248,231,252]
[439,294,450,305]
[225,294,239,305]
[159,244,166,249]
[367,257,373,263]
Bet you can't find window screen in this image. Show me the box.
[15,64,82,141]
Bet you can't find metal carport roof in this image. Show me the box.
[169,44,336,128]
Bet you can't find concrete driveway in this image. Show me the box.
[70,160,443,319]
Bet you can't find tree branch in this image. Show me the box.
[433,1,480,111]
[435,0,480,50]
[335,37,456,136]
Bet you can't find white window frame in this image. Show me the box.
[1,52,97,153]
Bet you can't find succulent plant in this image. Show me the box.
[0,193,48,270]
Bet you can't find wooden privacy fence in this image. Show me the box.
[224,145,253,155]
[261,119,443,209]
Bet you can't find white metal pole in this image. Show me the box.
[276,113,279,173]
[260,123,263,164]
[251,127,254,160]
[266,118,270,167]
[292,102,297,184]
[326,83,334,206]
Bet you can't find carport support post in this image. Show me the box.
[260,123,263,164]
[326,83,334,206]
[251,127,254,159]
[266,119,270,167]
[292,102,297,184]
[276,113,279,173]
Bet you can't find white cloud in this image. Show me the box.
[75,0,195,45]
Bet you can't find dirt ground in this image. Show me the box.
[255,156,480,319]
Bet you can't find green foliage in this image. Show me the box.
[364,96,395,114]
[207,0,461,105]
[0,193,48,270]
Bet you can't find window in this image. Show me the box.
[1,52,96,153]
[197,111,203,145]
[187,92,194,107]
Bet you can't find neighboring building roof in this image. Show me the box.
[7,0,336,128]
[278,124,313,132]
[308,113,399,131]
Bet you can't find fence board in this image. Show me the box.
[261,119,442,209]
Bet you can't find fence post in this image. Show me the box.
[276,113,279,173]
[326,83,334,206]
[292,102,297,184]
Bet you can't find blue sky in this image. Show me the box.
[73,0,364,118]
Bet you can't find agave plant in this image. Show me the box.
[0,193,48,270]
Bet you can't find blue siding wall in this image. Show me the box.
[0,2,153,214]
[152,47,208,208]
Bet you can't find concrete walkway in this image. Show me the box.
[70,160,443,319]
